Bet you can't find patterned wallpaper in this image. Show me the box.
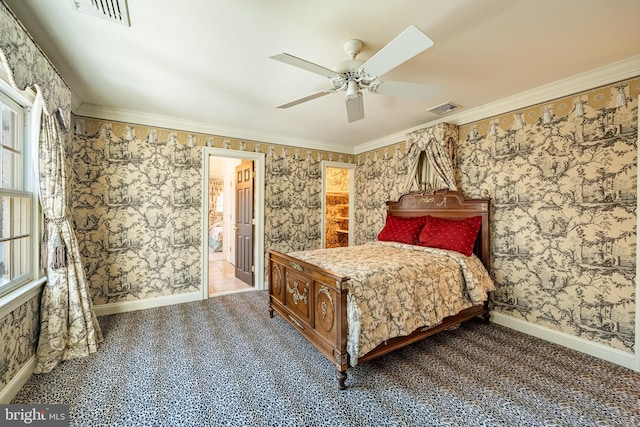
[353,145,408,244]
[70,118,353,305]
[0,296,39,393]
[264,146,352,253]
[456,79,638,353]
[354,79,638,353]
[326,167,349,192]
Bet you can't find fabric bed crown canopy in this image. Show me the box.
[404,122,458,193]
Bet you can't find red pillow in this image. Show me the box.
[418,215,482,256]
[378,214,426,245]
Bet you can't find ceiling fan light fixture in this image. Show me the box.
[345,80,360,100]
[270,25,438,122]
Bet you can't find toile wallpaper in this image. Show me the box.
[354,79,638,353]
[0,297,39,394]
[456,79,638,353]
[353,144,410,244]
[70,118,353,305]
[264,146,352,253]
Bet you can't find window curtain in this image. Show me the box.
[403,123,458,192]
[1,2,101,373]
[34,112,103,374]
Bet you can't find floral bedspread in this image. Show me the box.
[288,241,495,366]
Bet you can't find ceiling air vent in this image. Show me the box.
[427,102,461,115]
[70,0,131,26]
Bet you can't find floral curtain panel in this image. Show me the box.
[34,113,103,373]
[404,123,458,192]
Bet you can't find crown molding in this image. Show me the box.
[71,55,640,156]
[72,103,352,154]
[354,54,640,154]
[70,91,82,111]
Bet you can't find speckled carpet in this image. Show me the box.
[12,290,640,426]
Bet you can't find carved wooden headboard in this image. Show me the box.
[385,189,491,270]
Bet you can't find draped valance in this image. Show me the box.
[404,122,458,192]
[0,2,71,127]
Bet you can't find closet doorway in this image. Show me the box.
[201,148,265,299]
[321,161,355,248]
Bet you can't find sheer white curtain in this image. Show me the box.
[34,111,103,373]
[403,123,458,192]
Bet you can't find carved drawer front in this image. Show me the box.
[314,283,337,342]
[285,270,312,325]
[270,261,285,303]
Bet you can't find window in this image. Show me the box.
[0,90,36,297]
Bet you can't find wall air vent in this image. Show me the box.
[427,102,462,115]
[70,0,131,26]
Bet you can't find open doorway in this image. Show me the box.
[201,148,265,299]
[321,161,355,248]
[206,156,251,296]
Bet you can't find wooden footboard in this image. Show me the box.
[268,190,492,389]
[268,248,490,389]
[268,249,351,387]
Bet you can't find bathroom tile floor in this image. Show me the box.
[208,252,253,297]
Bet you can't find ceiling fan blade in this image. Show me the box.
[372,81,442,100]
[360,25,434,78]
[270,53,340,79]
[345,93,364,123]
[276,89,335,109]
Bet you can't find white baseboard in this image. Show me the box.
[492,312,639,372]
[93,291,202,316]
[0,356,35,404]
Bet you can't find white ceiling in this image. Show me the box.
[4,0,640,153]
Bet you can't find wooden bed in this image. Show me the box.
[267,190,491,389]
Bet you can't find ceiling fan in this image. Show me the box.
[270,25,441,123]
